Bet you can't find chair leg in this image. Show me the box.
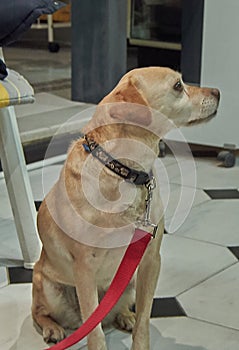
[0,106,41,269]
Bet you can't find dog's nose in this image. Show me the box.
[211,88,220,101]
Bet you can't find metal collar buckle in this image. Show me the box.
[137,176,158,238]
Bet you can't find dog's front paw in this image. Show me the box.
[43,324,65,344]
[114,311,136,332]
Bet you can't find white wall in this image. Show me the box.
[167,0,239,149]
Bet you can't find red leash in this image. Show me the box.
[46,229,152,350]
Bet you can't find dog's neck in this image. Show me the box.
[83,123,160,174]
[83,134,155,186]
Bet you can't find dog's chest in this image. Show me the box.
[92,247,128,289]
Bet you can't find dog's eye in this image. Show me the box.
[174,80,183,92]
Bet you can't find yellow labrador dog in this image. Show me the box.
[32,67,220,350]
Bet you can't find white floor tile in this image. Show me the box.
[155,153,198,190]
[29,164,63,200]
[0,178,14,220]
[157,154,179,167]
[16,93,83,118]
[0,219,22,261]
[0,267,8,288]
[0,284,45,350]
[178,263,239,331]
[175,200,239,246]
[16,92,93,144]
[155,157,210,233]
[162,185,210,233]
[156,235,237,297]
[193,161,239,190]
[161,154,239,190]
[151,317,239,350]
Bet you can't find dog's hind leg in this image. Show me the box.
[32,261,81,344]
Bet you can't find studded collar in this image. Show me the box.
[82,135,152,186]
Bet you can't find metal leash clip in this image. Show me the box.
[137,176,158,238]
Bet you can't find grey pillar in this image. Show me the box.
[71,0,127,104]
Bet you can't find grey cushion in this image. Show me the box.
[0,0,66,46]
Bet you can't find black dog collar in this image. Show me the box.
[82,135,152,186]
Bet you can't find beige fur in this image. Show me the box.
[32,67,220,350]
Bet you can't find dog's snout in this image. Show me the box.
[211,88,220,101]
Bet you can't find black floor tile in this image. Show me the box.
[151,297,186,318]
[132,297,186,318]
[204,189,239,200]
[228,247,239,260]
[8,267,33,284]
[34,201,42,211]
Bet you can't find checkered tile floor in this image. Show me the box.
[0,150,239,350]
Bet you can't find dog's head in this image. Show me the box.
[103,67,220,128]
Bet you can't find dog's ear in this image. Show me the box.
[113,77,148,106]
[109,102,152,126]
[105,75,152,126]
